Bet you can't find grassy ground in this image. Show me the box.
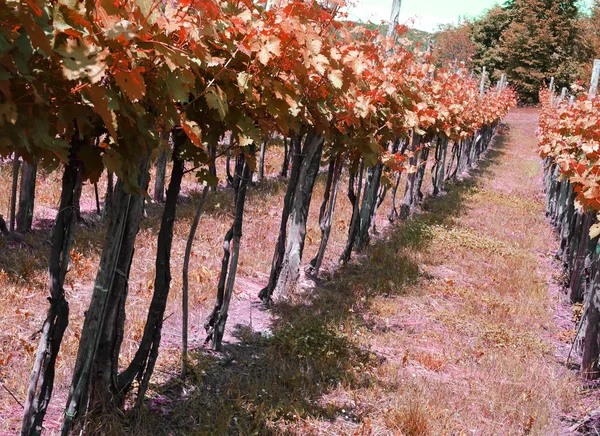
[0,109,582,434]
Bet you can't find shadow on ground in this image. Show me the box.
[89,130,509,435]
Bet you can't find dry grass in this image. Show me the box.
[0,113,580,435]
[0,141,405,433]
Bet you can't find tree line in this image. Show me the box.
[433,0,595,104]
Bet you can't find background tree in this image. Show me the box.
[468,0,590,103]
[471,6,513,77]
[580,0,600,83]
[499,0,589,103]
[433,20,477,70]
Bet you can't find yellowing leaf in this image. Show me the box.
[55,38,108,83]
[265,36,281,56]
[239,135,253,146]
[104,19,137,40]
[307,38,322,55]
[135,0,159,24]
[0,101,17,126]
[258,46,271,65]
[237,72,251,92]
[182,118,202,147]
[258,36,281,65]
[328,69,343,89]
[311,54,329,75]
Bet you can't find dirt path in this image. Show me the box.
[340,107,579,434]
[289,107,582,435]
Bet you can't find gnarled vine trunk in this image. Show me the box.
[16,159,37,233]
[181,185,209,377]
[154,150,167,203]
[102,171,114,220]
[61,156,150,433]
[274,133,324,297]
[431,137,448,196]
[205,146,254,350]
[258,137,267,181]
[307,154,343,277]
[258,132,304,303]
[22,140,84,436]
[10,152,20,232]
[357,162,383,251]
[340,160,364,264]
[414,139,432,203]
[117,131,186,405]
[281,137,290,178]
[400,131,421,220]
[582,271,600,380]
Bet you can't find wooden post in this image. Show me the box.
[560,87,567,103]
[94,183,100,215]
[549,76,555,106]
[496,73,506,94]
[387,0,402,39]
[479,66,487,99]
[570,95,576,106]
[9,152,19,233]
[589,59,600,99]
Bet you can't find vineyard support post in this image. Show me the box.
[9,152,20,233]
[589,59,600,99]
[560,87,567,103]
[479,66,487,99]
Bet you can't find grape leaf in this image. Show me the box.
[55,38,108,83]
[205,85,228,121]
[114,68,146,101]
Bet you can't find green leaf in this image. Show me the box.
[195,168,218,187]
[165,69,193,102]
[205,85,228,121]
[135,0,159,24]
[102,148,122,175]
[13,33,34,75]
[78,144,104,183]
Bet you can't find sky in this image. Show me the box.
[345,0,595,33]
[345,0,501,32]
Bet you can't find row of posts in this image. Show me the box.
[548,59,600,106]
[476,66,507,99]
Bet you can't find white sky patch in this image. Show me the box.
[343,0,497,32]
